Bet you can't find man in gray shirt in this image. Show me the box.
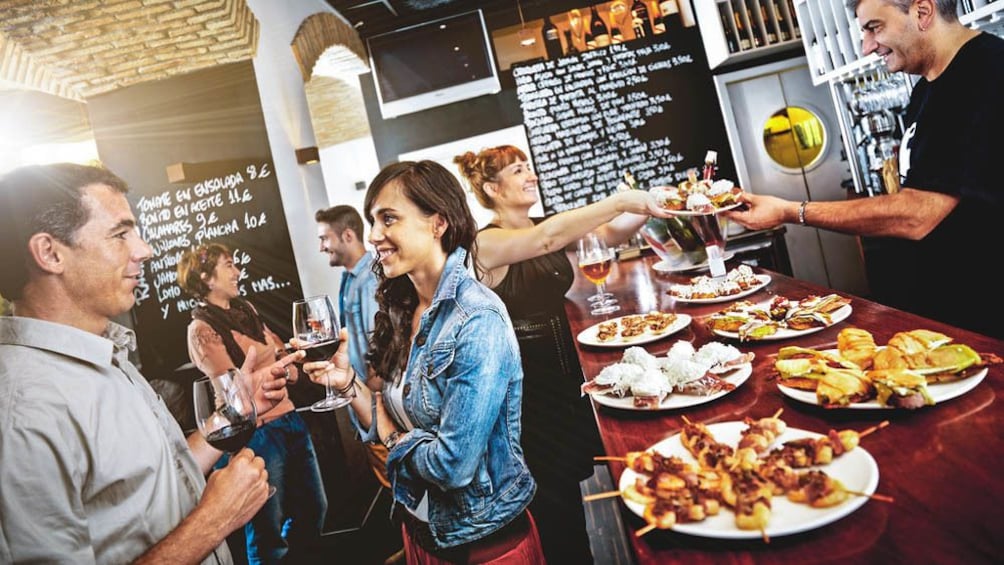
[0,163,299,564]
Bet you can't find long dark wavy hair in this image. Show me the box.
[363,160,478,382]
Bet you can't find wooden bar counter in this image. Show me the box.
[564,253,1004,564]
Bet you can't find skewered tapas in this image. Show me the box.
[597,415,889,541]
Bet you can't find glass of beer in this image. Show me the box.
[577,233,620,315]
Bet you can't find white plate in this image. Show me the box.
[617,421,879,539]
[711,304,853,342]
[577,314,692,348]
[653,251,736,274]
[590,364,752,411]
[665,201,744,216]
[778,367,988,409]
[671,274,772,305]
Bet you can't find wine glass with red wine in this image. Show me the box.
[292,294,352,412]
[193,369,276,496]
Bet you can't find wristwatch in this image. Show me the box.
[383,430,402,449]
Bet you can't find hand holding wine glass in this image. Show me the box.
[577,232,620,315]
[293,295,354,412]
[193,369,277,497]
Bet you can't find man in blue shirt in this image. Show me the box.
[315,205,401,561]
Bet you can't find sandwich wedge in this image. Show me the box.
[868,369,934,409]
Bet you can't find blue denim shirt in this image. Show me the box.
[343,251,379,381]
[381,247,536,549]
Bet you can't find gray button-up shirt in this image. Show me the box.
[0,316,232,564]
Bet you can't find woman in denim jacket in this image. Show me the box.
[305,161,545,563]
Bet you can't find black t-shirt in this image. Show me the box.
[868,32,1004,338]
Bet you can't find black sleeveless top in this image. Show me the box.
[481,220,575,322]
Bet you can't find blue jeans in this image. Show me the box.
[220,411,327,564]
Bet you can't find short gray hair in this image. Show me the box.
[846,0,959,21]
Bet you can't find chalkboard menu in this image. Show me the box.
[130,158,303,378]
[513,30,736,214]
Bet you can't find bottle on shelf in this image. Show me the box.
[564,28,580,55]
[787,0,801,38]
[631,0,654,38]
[540,15,563,59]
[773,1,790,41]
[651,1,666,34]
[678,0,697,27]
[960,0,975,14]
[718,1,740,53]
[658,0,681,35]
[744,1,766,47]
[757,0,778,44]
[568,8,586,52]
[590,5,611,47]
[732,5,753,50]
[608,0,629,42]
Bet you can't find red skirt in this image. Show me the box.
[401,510,546,565]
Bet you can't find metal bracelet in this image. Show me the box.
[798,200,809,225]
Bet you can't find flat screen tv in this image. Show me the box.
[367,10,501,119]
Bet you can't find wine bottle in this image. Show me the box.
[744,1,765,48]
[631,0,654,38]
[718,1,739,53]
[590,5,611,47]
[659,0,682,35]
[733,7,752,50]
[787,0,801,38]
[773,1,790,41]
[564,29,580,55]
[758,0,778,44]
[541,15,563,59]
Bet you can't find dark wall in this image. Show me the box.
[361,71,525,166]
[87,62,303,384]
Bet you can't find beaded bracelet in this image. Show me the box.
[798,200,809,225]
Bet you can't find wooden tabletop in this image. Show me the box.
[564,253,1004,564]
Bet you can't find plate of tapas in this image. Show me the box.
[612,417,883,540]
[777,372,987,409]
[663,201,743,217]
[582,341,754,411]
[652,251,736,274]
[647,171,744,215]
[706,294,853,342]
[577,311,691,348]
[773,328,999,410]
[669,266,771,304]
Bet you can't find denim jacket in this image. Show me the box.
[378,247,536,549]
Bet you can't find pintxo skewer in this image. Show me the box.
[599,414,892,539]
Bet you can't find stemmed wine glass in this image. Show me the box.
[193,369,275,496]
[292,295,353,412]
[577,233,620,316]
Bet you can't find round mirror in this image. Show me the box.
[762,106,825,169]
